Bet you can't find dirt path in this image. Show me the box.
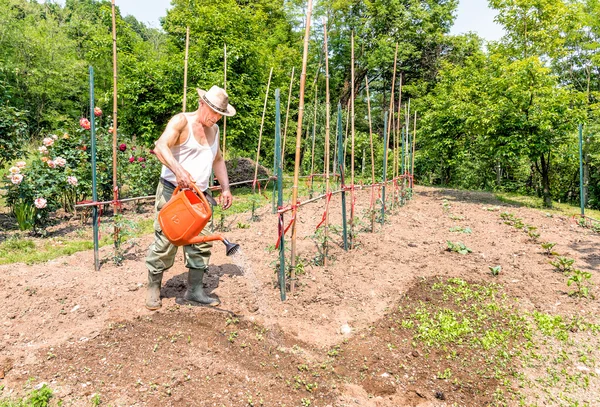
[1,186,599,406]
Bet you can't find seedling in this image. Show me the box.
[567,269,593,298]
[237,222,250,229]
[442,199,451,212]
[528,229,540,240]
[446,241,472,255]
[489,265,502,276]
[449,226,472,234]
[541,242,557,256]
[549,257,575,273]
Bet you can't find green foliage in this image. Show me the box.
[0,384,53,407]
[549,256,575,273]
[0,105,28,168]
[446,241,472,255]
[489,265,502,276]
[567,269,593,298]
[449,226,471,234]
[541,242,557,256]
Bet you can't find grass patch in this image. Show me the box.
[495,192,600,220]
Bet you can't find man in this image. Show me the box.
[145,85,235,310]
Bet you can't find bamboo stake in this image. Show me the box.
[183,26,190,112]
[253,67,274,189]
[323,19,331,266]
[365,76,376,232]
[110,0,119,244]
[343,101,350,173]
[222,43,227,158]
[396,74,403,180]
[290,0,313,293]
[310,81,318,197]
[350,31,355,248]
[386,44,398,187]
[282,67,295,165]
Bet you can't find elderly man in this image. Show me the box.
[145,85,235,310]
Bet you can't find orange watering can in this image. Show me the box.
[158,183,240,256]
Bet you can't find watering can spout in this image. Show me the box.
[186,234,241,256]
[223,238,241,256]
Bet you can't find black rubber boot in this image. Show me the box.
[145,271,163,310]
[182,268,220,306]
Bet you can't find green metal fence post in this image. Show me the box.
[89,66,99,271]
[579,123,585,217]
[337,103,348,250]
[275,89,286,301]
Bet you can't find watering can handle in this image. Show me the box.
[172,183,212,212]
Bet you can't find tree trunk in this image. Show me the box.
[539,153,552,208]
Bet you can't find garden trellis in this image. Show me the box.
[72,0,420,294]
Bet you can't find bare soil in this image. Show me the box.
[1,186,599,406]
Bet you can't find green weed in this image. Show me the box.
[446,241,472,255]
[489,265,502,276]
[567,269,593,298]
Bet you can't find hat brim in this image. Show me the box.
[197,88,236,117]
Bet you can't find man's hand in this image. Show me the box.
[220,189,233,210]
[175,168,195,189]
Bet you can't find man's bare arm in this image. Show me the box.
[212,148,232,209]
[154,114,195,188]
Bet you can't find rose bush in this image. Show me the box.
[3,116,162,234]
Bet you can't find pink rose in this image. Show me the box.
[149,149,155,155]
[94,107,102,117]
[129,156,135,163]
[10,174,23,185]
[67,176,78,186]
[80,118,91,130]
[34,198,47,209]
[137,157,145,162]
[9,166,20,174]
[119,143,127,152]
[38,146,48,155]
[43,137,54,147]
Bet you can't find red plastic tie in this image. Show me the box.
[315,192,333,230]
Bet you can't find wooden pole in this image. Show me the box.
[381,111,389,223]
[253,67,274,189]
[310,82,318,197]
[110,0,119,243]
[183,26,190,112]
[222,43,227,158]
[323,19,331,266]
[386,44,398,188]
[365,76,376,232]
[396,74,403,180]
[281,67,295,167]
[343,101,350,175]
[290,0,312,293]
[350,31,355,248]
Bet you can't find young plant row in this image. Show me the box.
[500,211,594,299]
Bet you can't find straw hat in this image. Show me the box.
[196,85,236,117]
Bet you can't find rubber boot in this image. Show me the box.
[183,268,220,306]
[145,271,163,310]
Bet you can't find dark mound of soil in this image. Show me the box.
[225,157,271,187]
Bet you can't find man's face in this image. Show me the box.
[199,102,223,127]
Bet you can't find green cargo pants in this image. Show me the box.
[145,180,213,275]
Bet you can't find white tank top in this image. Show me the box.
[160,114,219,191]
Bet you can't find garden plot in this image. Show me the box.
[1,186,600,406]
